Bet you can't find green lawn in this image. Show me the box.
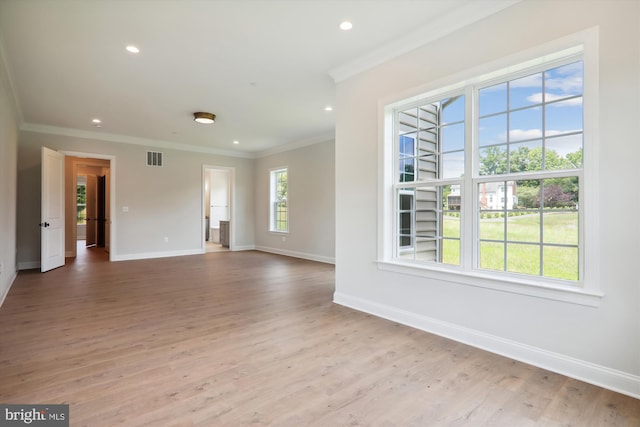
[441,212,578,281]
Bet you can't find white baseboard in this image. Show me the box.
[0,270,18,308]
[231,245,256,251]
[111,248,203,262]
[333,291,640,399]
[18,261,40,270]
[255,245,335,264]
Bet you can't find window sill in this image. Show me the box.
[377,260,604,307]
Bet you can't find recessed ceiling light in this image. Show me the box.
[92,118,101,123]
[233,140,240,145]
[324,106,333,112]
[126,45,140,53]
[339,21,353,31]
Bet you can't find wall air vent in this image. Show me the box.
[146,151,163,167]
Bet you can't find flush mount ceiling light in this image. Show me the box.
[193,112,216,124]
[126,45,140,53]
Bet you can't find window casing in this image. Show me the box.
[270,168,288,232]
[381,40,602,305]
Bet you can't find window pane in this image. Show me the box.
[442,151,464,179]
[545,98,583,135]
[398,190,414,249]
[399,158,415,182]
[399,108,418,134]
[419,105,438,131]
[543,246,578,281]
[479,145,507,176]
[545,61,583,100]
[506,210,540,243]
[442,123,464,152]
[417,131,438,156]
[508,140,542,173]
[399,134,415,157]
[479,82,507,117]
[509,107,542,142]
[396,185,460,265]
[443,213,460,239]
[509,72,542,109]
[545,135,582,169]
[507,243,540,276]
[415,237,438,262]
[442,238,460,265]
[442,95,465,124]
[479,114,507,147]
[479,212,504,241]
[275,201,287,231]
[543,211,578,245]
[541,177,578,209]
[416,153,438,181]
[514,179,541,209]
[479,241,504,271]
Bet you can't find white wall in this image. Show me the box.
[0,56,18,304]
[255,140,335,263]
[17,131,255,265]
[334,0,640,397]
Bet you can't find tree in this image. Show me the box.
[537,184,576,208]
[479,146,507,175]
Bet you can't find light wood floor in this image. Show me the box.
[0,249,638,426]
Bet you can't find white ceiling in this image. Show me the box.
[0,0,518,157]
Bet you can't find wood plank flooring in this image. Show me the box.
[0,248,638,426]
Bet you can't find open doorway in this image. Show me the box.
[203,166,233,253]
[64,155,112,260]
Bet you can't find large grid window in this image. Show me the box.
[391,55,584,285]
[270,168,288,232]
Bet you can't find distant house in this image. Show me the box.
[448,182,518,211]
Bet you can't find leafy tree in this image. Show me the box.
[479,146,507,175]
[537,184,576,208]
[515,184,538,208]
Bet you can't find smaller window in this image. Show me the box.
[76,176,86,225]
[270,168,288,232]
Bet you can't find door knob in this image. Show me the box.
[39,222,50,227]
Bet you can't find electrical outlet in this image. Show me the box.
[281,236,286,242]
[164,237,169,243]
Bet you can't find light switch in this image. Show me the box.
[122,206,129,212]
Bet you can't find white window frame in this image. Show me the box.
[269,167,288,233]
[378,29,602,306]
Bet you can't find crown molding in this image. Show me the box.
[255,131,335,158]
[20,122,256,159]
[328,0,522,83]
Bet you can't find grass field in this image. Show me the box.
[441,211,579,281]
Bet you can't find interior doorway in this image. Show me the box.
[63,153,114,260]
[203,165,234,253]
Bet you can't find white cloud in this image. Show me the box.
[526,92,582,105]
[507,129,542,140]
[501,128,582,143]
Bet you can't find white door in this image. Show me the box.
[41,147,65,272]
